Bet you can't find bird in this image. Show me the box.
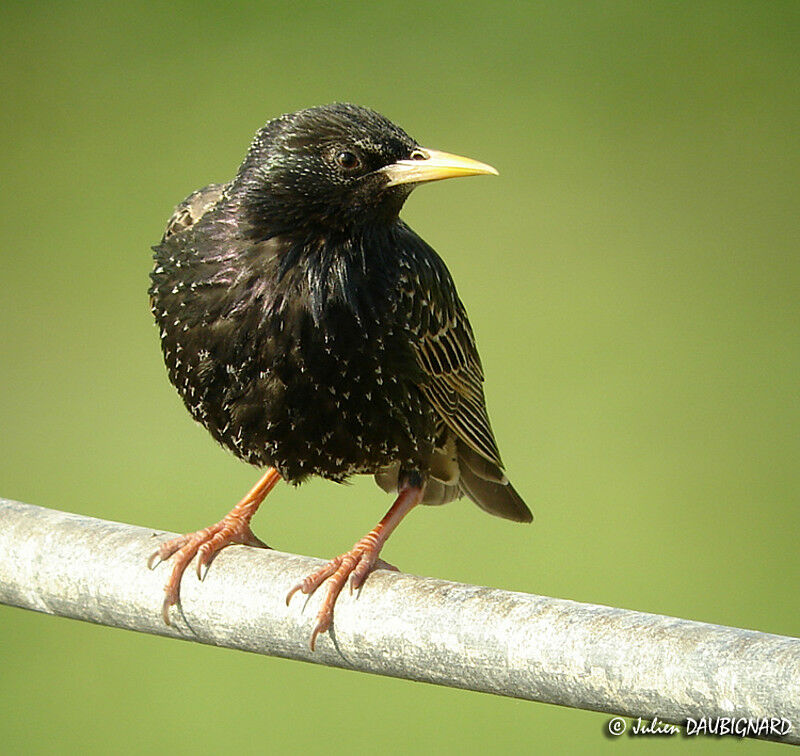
[148,103,532,649]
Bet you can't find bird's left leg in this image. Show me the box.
[286,472,426,650]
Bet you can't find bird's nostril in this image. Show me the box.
[410,149,428,161]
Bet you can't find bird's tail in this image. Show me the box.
[457,441,533,523]
[375,441,532,522]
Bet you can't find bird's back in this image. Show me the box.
[161,184,227,241]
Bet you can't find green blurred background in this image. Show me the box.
[1,1,798,753]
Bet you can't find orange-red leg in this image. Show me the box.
[286,478,424,650]
[148,467,281,624]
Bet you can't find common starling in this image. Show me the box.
[149,103,532,649]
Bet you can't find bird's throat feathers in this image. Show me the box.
[263,223,402,330]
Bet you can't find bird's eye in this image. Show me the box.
[336,150,360,170]
[410,149,428,161]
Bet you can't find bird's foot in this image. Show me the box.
[148,518,268,623]
[148,467,280,624]
[286,537,398,650]
[286,476,424,651]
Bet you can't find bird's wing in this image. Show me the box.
[413,300,505,470]
[162,183,226,240]
[394,224,503,471]
[394,226,531,522]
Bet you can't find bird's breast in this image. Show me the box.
[152,253,436,482]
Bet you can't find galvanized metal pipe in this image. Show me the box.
[0,498,797,744]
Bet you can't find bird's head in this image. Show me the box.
[233,103,497,238]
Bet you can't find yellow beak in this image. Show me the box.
[380,148,498,187]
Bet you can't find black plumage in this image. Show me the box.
[149,103,531,647]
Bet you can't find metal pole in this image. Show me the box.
[0,498,797,745]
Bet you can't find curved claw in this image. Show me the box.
[374,558,400,573]
[162,591,177,625]
[148,533,191,571]
[285,583,302,606]
[286,556,344,606]
[310,623,325,652]
[242,531,269,549]
[196,543,214,581]
[349,555,376,592]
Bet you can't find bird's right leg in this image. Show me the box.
[148,466,281,624]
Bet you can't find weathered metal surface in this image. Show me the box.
[0,498,797,744]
